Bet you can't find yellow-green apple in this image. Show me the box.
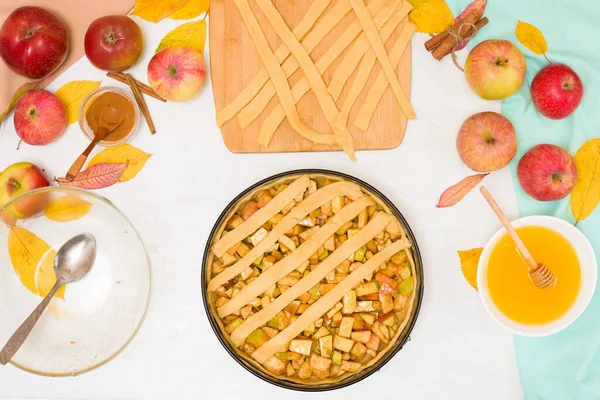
[147,46,206,102]
[517,144,577,201]
[464,40,526,100]
[14,90,66,145]
[0,6,69,79]
[456,111,517,172]
[0,162,50,222]
[531,64,584,119]
[84,15,143,72]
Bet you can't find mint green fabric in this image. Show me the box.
[445,1,600,398]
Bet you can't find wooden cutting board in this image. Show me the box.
[210,0,412,154]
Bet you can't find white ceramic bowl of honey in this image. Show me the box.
[478,215,597,337]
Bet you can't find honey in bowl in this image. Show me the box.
[486,226,581,325]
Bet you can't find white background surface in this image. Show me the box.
[0,15,524,400]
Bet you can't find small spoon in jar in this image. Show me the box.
[0,233,97,365]
[480,186,555,289]
[66,105,124,181]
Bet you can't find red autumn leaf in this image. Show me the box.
[56,163,127,190]
[436,173,488,208]
[454,0,487,50]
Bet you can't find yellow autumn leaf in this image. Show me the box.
[55,80,101,126]
[406,0,429,6]
[457,248,482,290]
[8,227,65,299]
[44,195,92,222]
[571,139,600,224]
[0,81,39,126]
[156,20,207,55]
[169,0,209,19]
[515,20,548,55]
[87,143,151,182]
[132,0,191,23]
[409,0,454,34]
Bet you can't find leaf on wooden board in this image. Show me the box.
[87,143,152,182]
[44,195,93,222]
[8,226,65,298]
[55,80,101,126]
[56,163,128,189]
[571,139,600,224]
[132,0,191,23]
[436,173,488,208]
[457,248,482,290]
[168,0,209,19]
[409,0,454,34]
[454,0,487,50]
[156,20,207,55]
[515,20,548,55]
[0,81,40,126]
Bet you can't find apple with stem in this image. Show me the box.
[14,90,67,146]
[147,46,206,102]
[464,40,526,100]
[0,162,50,223]
[0,6,69,79]
[517,144,577,201]
[531,64,584,119]
[456,111,517,172]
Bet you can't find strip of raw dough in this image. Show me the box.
[215,0,334,127]
[257,0,396,147]
[328,1,411,102]
[252,235,412,364]
[254,0,355,159]
[212,175,310,258]
[207,181,363,292]
[349,0,415,120]
[333,15,407,130]
[230,212,393,346]
[217,196,374,317]
[232,0,336,146]
[239,0,390,133]
[355,22,416,131]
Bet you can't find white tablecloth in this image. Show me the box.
[0,16,523,400]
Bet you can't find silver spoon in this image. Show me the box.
[0,233,97,365]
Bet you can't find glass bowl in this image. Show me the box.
[78,86,140,147]
[0,187,151,376]
[202,169,424,391]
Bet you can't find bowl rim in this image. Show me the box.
[0,186,153,377]
[201,169,424,391]
[477,215,597,337]
[78,86,140,147]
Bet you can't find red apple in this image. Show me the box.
[0,6,69,79]
[464,40,526,100]
[84,15,143,72]
[0,162,50,222]
[147,46,206,102]
[517,144,577,201]
[531,64,583,119]
[456,111,517,172]
[14,90,66,146]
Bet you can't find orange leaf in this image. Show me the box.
[56,163,127,189]
[436,173,488,208]
[457,248,482,290]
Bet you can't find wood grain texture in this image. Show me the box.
[210,0,412,154]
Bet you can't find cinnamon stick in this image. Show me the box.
[432,17,489,61]
[124,73,157,135]
[425,6,484,52]
[106,72,166,102]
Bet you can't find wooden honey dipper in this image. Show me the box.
[480,186,556,289]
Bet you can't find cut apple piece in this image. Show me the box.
[356,281,379,296]
[324,236,335,251]
[365,333,381,351]
[298,361,313,379]
[267,312,288,330]
[339,317,355,338]
[326,302,343,319]
[225,318,243,333]
[399,265,412,280]
[340,360,362,373]
[335,221,353,236]
[313,369,330,379]
[354,301,375,312]
[379,293,394,314]
[351,330,372,344]
[286,362,296,377]
[284,300,301,316]
[263,355,286,375]
[247,328,269,348]
[309,353,332,371]
[350,342,367,361]
[375,272,398,288]
[313,326,330,340]
[299,226,320,241]
[399,276,414,296]
[289,339,313,356]
[333,336,355,352]
[318,334,333,357]
[332,351,343,365]
[332,196,345,214]
[250,227,269,246]
[278,235,297,252]
[342,290,357,314]
[261,326,278,338]
[221,253,237,268]
[394,294,408,311]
